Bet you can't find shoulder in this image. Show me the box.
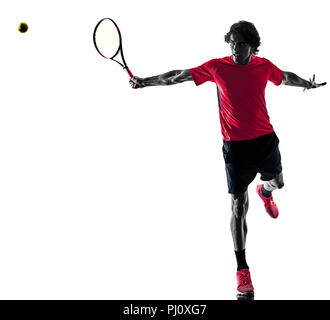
[193,58,225,73]
[251,56,282,71]
[192,56,233,73]
[255,56,279,67]
[218,56,235,65]
[252,56,270,65]
[203,57,232,65]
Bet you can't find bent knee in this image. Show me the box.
[272,173,284,189]
[273,179,284,189]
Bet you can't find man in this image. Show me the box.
[129,21,326,298]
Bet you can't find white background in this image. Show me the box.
[0,0,329,300]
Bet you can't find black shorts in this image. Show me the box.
[222,132,282,194]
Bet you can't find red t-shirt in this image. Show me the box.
[190,56,283,141]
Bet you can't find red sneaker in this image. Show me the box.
[256,184,279,219]
[236,268,254,298]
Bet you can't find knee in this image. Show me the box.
[231,194,249,219]
[232,205,247,220]
[271,173,284,189]
[274,176,284,189]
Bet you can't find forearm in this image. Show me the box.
[282,71,311,88]
[142,69,192,87]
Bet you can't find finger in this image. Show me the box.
[314,82,327,88]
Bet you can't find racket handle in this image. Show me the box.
[124,66,134,79]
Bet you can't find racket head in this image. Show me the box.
[93,18,122,59]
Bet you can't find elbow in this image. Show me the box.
[282,71,289,85]
[282,71,295,85]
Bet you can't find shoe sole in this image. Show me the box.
[236,291,254,299]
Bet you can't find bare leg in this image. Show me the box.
[263,172,284,192]
[230,191,249,251]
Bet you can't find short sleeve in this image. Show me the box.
[267,59,283,86]
[190,60,217,86]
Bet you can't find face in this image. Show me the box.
[229,32,253,65]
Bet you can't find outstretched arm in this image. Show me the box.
[129,69,193,89]
[282,72,326,91]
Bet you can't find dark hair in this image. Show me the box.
[224,21,261,55]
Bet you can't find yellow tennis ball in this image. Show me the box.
[18,22,28,33]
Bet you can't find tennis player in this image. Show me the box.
[129,20,326,298]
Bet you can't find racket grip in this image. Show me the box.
[124,67,134,79]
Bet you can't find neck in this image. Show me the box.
[233,55,252,65]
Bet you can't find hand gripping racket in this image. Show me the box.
[93,18,134,79]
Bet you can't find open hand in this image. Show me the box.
[304,74,327,91]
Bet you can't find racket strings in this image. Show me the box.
[93,17,133,78]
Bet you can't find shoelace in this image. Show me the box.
[238,272,250,286]
[264,196,275,207]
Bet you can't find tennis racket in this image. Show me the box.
[93,18,133,79]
